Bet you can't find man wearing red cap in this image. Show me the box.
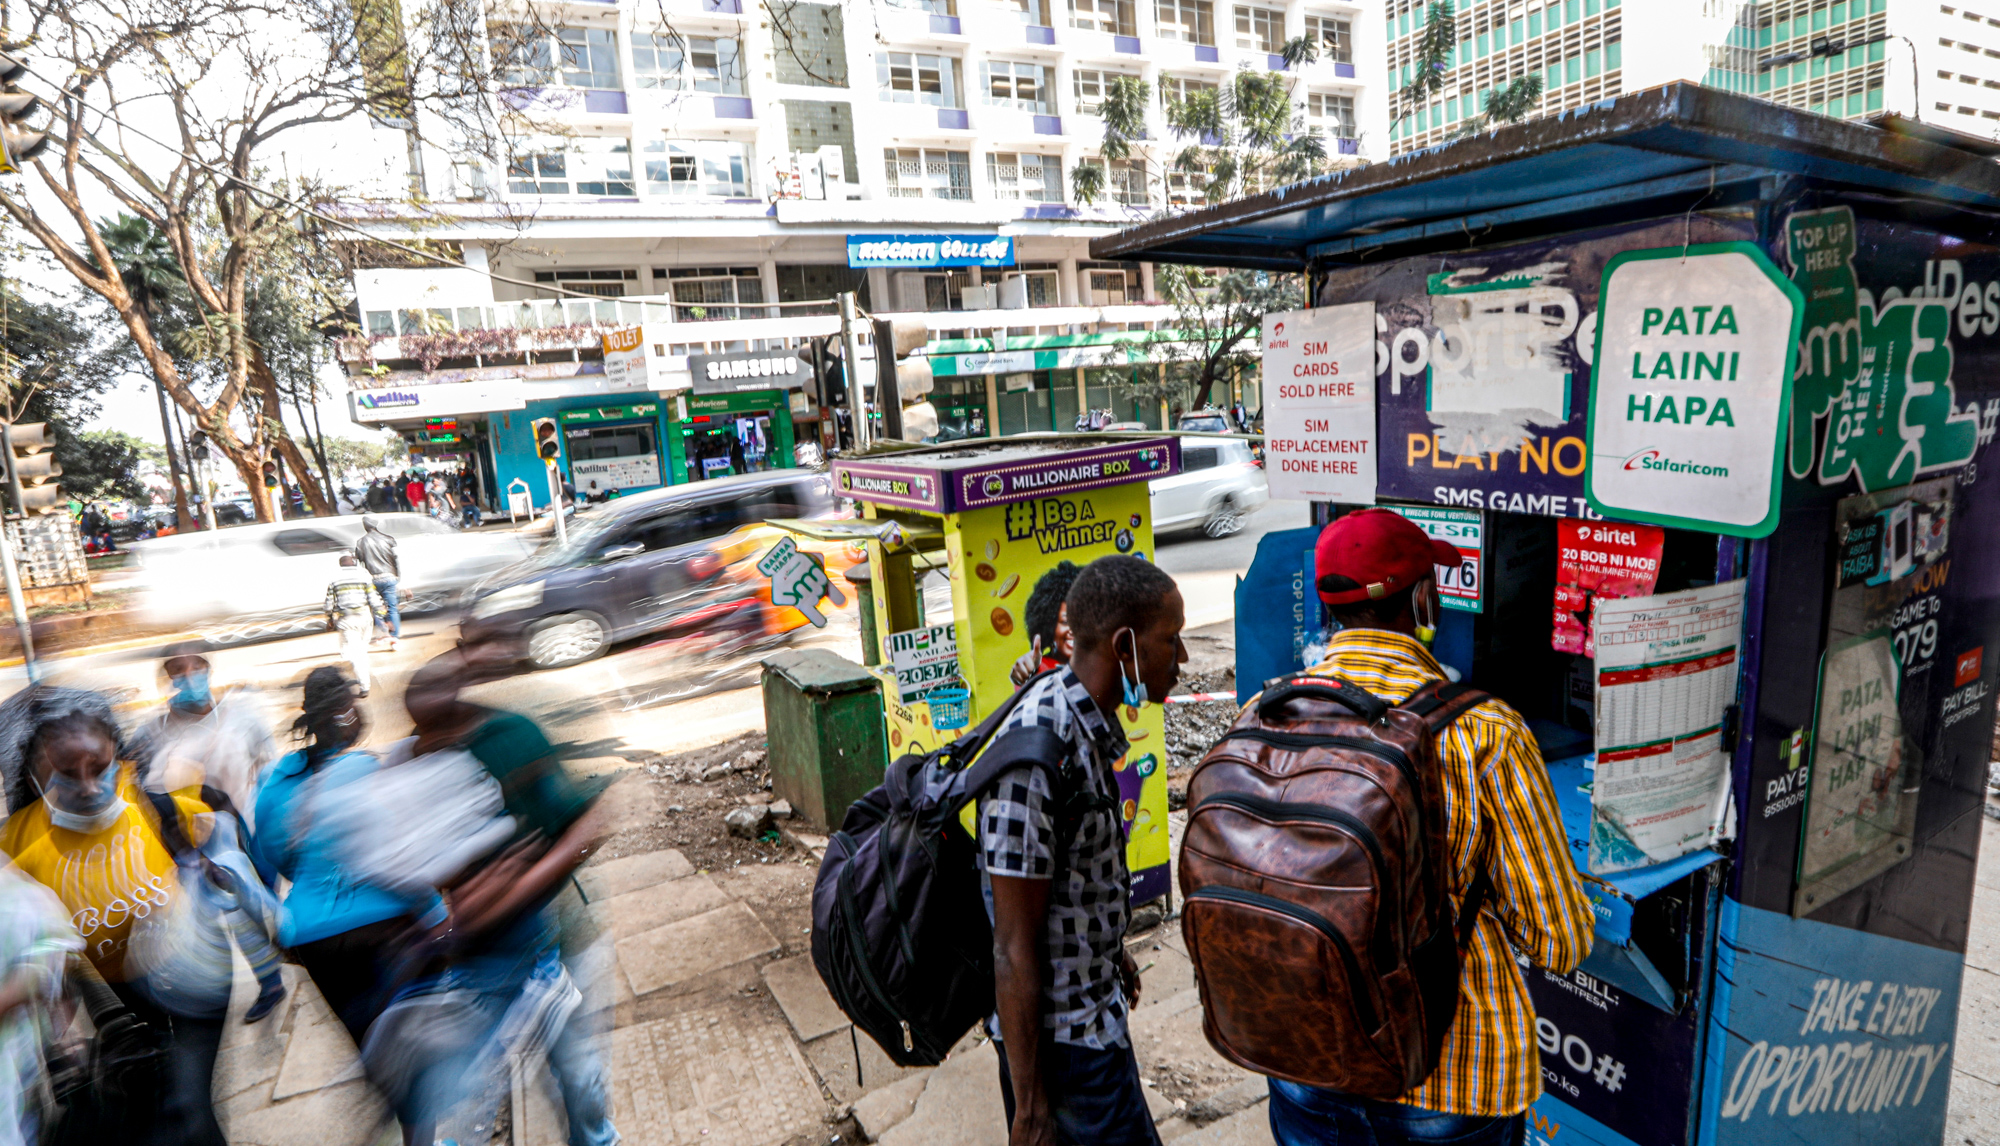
[1265,508,1593,1146]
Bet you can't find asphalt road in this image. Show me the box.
[7,498,1313,769]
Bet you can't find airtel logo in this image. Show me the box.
[1624,449,1662,471]
[1274,321,1285,336]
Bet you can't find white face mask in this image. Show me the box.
[32,765,128,834]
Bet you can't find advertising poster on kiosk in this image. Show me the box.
[1261,303,1378,504]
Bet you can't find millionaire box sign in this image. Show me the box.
[834,439,1179,514]
[1586,243,1803,537]
[1261,303,1377,504]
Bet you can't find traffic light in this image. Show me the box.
[533,418,562,462]
[0,53,48,175]
[4,423,61,514]
[262,460,280,488]
[188,431,210,462]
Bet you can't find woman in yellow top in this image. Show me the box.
[0,686,223,1146]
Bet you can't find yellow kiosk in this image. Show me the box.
[829,434,1183,904]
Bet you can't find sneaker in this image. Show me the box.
[245,981,286,1024]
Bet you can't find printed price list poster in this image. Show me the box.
[1588,579,1747,873]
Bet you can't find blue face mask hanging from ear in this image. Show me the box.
[1117,627,1150,708]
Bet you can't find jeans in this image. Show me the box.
[373,576,401,638]
[1267,1080,1527,1146]
[995,1037,1162,1146]
[110,980,226,1146]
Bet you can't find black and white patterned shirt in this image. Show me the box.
[977,666,1132,1049]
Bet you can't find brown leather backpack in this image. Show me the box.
[1178,674,1493,1099]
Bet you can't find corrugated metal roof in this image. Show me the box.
[1088,84,2000,270]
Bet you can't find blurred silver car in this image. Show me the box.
[127,513,538,645]
[1150,436,1267,538]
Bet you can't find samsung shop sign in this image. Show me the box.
[847,234,1015,268]
[687,349,815,395]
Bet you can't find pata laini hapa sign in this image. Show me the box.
[1586,243,1804,538]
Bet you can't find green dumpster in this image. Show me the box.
[761,648,890,831]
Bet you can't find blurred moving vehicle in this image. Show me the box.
[1150,436,1267,538]
[127,512,537,645]
[462,470,845,670]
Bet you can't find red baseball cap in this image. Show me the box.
[1314,508,1461,606]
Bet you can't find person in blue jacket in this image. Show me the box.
[251,667,427,1042]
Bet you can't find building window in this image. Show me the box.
[1159,74,1219,108]
[885,148,972,199]
[878,52,964,107]
[632,33,746,94]
[1166,169,1207,206]
[1073,68,1138,113]
[984,60,1054,113]
[1304,14,1351,61]
[660,267,766,321]
[1003,265,1062,306]
[493,26,621,89]
[1006,0,1051,23]
[1070,0,1137,35]
[772,2,849,87]
[1307,91,1355,137]
[988,152,1063,200]
[642,139,752,197]
[1080,261,1139,304]
[533,269,639,298]
[507,137,634,196]
[1081,156,1149,205]
[1155,0,1214,44]
[1234,5,1282,51]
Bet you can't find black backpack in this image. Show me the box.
[811,672,1095,1067]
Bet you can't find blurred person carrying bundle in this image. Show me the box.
[0,687,248,1146]
[251,667,431,1044]
[129,647,287,1023]
[341,653,616,1146]
[324,554,386,697]
[0,864,82,1146]
[353,515,403,649]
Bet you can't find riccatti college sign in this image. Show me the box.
[846,234,1015,268]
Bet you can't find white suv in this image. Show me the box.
[1150,436,1268,538]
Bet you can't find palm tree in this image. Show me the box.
[97,215,194,530]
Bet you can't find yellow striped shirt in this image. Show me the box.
[1300,628,1594,1116]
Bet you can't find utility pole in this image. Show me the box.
[0,424,39,683]
[838,292,871,452]
[546,461,568,547]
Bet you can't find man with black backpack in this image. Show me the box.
[982,554,1186,1146]
[1250,508,1592,1145]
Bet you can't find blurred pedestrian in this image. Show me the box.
[252,668,425,1043]
[0,687,228,1146]
[354,515,402,649]
[324,555,386,697]
[0,862,77,1146]
[405,474,427,515]
[352,653,616,1146]
[131,647,279,831]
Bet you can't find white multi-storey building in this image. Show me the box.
[339,0,1383,503]
[1383,0,1988,157]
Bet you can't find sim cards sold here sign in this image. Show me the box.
[1262,303,1377,504]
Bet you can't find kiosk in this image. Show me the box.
[1094,86,2000,1146]
[828,436,1183,904]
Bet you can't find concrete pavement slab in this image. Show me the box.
[876,1039,1008,1146]
[1130,987,1258,1111]
[803,1023,927,1104]
[270,1006,365,1100]
[761,954,848,1042]
[850,1071,930,1141]
[608,1004,827,1146]
[1129,933,1197,1008]
[617,901,782,997]
[579,849,696,901]
[591,873,735,940]
[217,1077,391,1146]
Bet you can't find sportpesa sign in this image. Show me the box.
[846,234,1015,268]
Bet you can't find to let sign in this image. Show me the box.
[1586,243,1803,538]
[1262,304,1377,504]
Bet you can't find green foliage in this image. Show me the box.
[1071,76,1151,205]
[1396,0,1459,128]
[1481,74,1545,125]
[1149,266,1304,410]
[1162,71,1327,204]
[321,433,409,476]
[0,279,126,427]
[58,430,150,504]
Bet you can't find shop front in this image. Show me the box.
[1095,88,2000,1146]
[922,331,1260,439]
[678,347,812,481]
[557,401,666,500]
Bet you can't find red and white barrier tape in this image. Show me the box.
[1166,691,1238,704]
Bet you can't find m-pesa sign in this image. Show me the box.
[1261,303,1377,504]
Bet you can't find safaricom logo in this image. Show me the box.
[1624,448,1729,477]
